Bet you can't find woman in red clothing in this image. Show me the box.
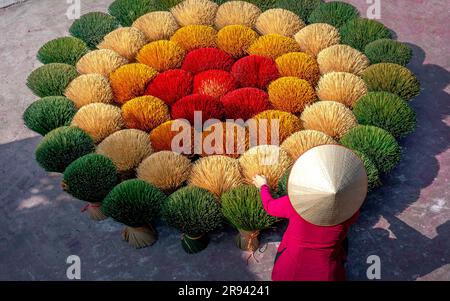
[252,145,368,281]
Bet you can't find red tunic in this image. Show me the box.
[260,185,359,281]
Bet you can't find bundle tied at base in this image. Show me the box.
[101,179,166,249]
[61,181,108,221]
[221,185,278,252]
[61,153,118,221]
[162,186,222,254]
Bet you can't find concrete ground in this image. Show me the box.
[0,0,449,281]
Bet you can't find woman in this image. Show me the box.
[252,145,368,281]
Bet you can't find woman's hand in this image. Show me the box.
[252,175,268,189]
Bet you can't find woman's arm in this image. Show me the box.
[260,184,292,219]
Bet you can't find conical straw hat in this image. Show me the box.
[287,145,368,226]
